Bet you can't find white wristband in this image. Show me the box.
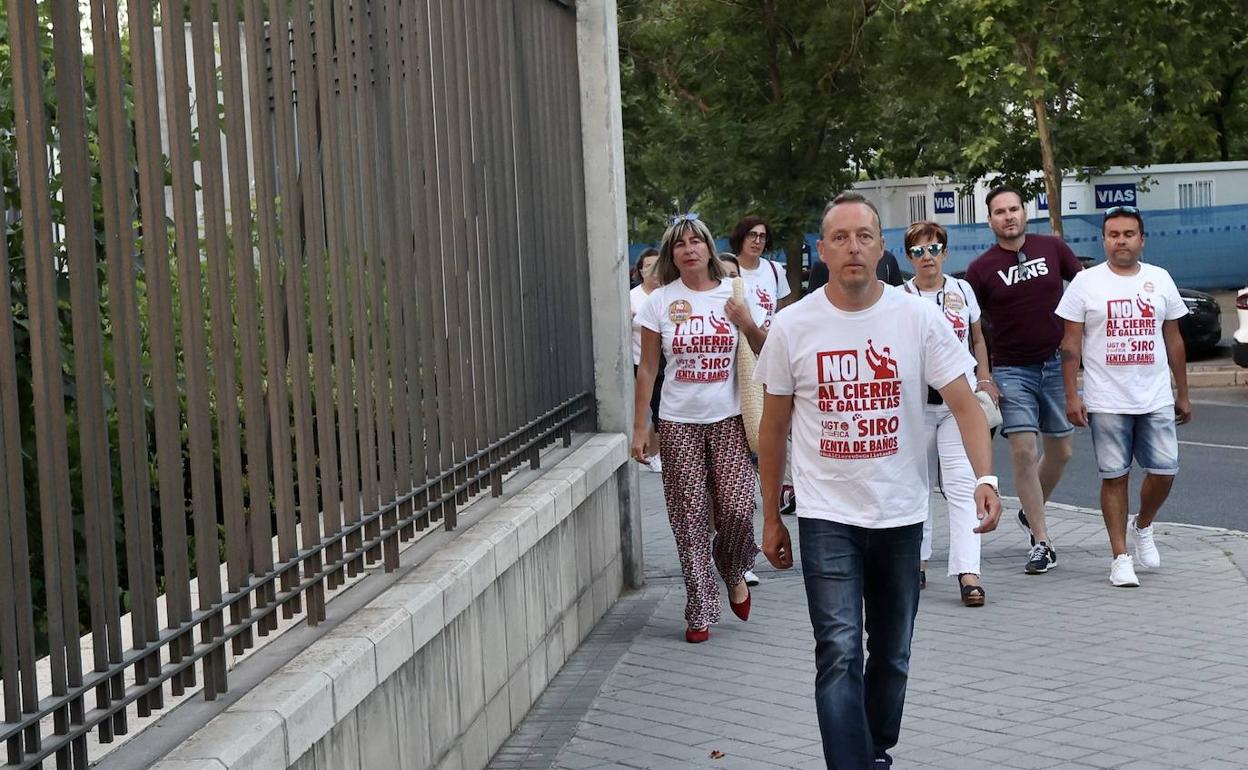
[975,475,999,491]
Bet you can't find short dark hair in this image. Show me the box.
[1102,206,1145,234]
[635,247,659,270]
[822,192,881,236]
[985,185,1024,212]
[717,253,740,270]
[729,215,770,255]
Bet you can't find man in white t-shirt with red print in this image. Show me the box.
[754,193,1002,770]
[1057,206,1191,588]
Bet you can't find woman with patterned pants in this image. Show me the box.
[632,215,768,643]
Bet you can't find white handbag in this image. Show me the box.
[976,388,1003,429]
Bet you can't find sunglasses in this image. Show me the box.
[1103,205,1140,218]
[907,243,945,258]
[667,212,701,226]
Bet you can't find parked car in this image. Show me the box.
[1234,286,1248,367]
[1177,288,1223,357]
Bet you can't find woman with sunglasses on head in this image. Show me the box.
[633,216,767,642]
[903,221,995,606]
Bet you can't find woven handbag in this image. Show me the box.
[733,277,765,453]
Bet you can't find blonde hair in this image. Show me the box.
[655,218,726,285]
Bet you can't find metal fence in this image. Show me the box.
[0,0,593,766]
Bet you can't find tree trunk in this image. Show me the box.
[783,229,806,305]
[1032,97,1063,238]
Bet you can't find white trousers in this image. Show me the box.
[920,405,982,576]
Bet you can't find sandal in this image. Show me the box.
[958,573,985,607]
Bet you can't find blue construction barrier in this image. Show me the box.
[631,204,1248,290]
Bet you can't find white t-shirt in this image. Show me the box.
[1056,262,1187,414]
[629,284,654,366]
[753,286,976,528]
[739,259,791,330]
[903,274,980,389]
[637,278,766,424]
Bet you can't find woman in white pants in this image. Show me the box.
[903,221,995,606]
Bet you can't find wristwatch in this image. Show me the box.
[975,475,999,491]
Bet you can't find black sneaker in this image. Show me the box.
[1016,509,1037,548]
[1024,541,1057,574]
[780,485,797,516]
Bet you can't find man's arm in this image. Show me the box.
[937,377,1002,533]
[758,391,794,568]
[1060,319,1087,427]
[1162,319,1191,424]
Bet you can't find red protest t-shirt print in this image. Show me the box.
[814,339,902,460]
[1103,286,1158,366]
[669,301,735,384]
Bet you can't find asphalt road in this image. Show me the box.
[992,385,1248,532]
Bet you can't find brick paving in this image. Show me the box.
[492,469,1248,769]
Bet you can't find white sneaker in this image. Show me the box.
[1129,514,1160,569]
[743,569,760,586]
[645,455,663,474]
[1110,554,1140,587]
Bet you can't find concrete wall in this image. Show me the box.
[152,435,629,770]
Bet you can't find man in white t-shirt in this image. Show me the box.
[1057,206,1191,588]
[754,193,1001,770]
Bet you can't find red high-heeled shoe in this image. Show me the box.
[685,627,710,644]
[729,588,751,622]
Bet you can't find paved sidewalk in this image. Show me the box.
[492,469,1248,770]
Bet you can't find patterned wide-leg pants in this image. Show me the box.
[658,415,759,630]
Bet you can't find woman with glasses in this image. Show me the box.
[633,216,767,642]
[903,221,995,606]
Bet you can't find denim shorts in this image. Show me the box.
[1088,410,1179,479]
[992,352,1073,438]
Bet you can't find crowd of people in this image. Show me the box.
[628,187,1192,768]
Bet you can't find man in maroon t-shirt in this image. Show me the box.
[966,186,1082,575]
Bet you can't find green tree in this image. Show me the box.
[619,0,885,287]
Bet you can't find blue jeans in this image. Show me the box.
[1088,410,1179,479]
[799,518,922,770]
[993,352,1073,438]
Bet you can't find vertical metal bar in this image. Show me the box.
[506,0,541,438]
[270,0,327,626]
[355,0,396,568]
[412,0,455,529]
[188,0,241,696]
[88,0,150,733]
[216,0,262,654]
[0,158,41,764]
[167,0,226,700]
[242,0,301,619]
[133,0,194,692]
[292,0,345,595]
[7,0,83,762]
[378,0,414,558]
[338,0,381,564]
[401,0,442,531]
[562,8,595,407]
[430,0,469,524]
[48,0,119,750]
[313,0,360,586]
[317,0,365,579]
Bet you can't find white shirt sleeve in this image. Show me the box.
[961,278,982,324]
[1055,273,1087,323]
[753,317,795,395]
[772,260,792,301]
[1160,274,1189,321]
[921,302,977,390]
[637,286,663,333]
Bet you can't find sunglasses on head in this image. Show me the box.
[1103,205,1140,219]
[667,212,701,226]
[907,243,945,258]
